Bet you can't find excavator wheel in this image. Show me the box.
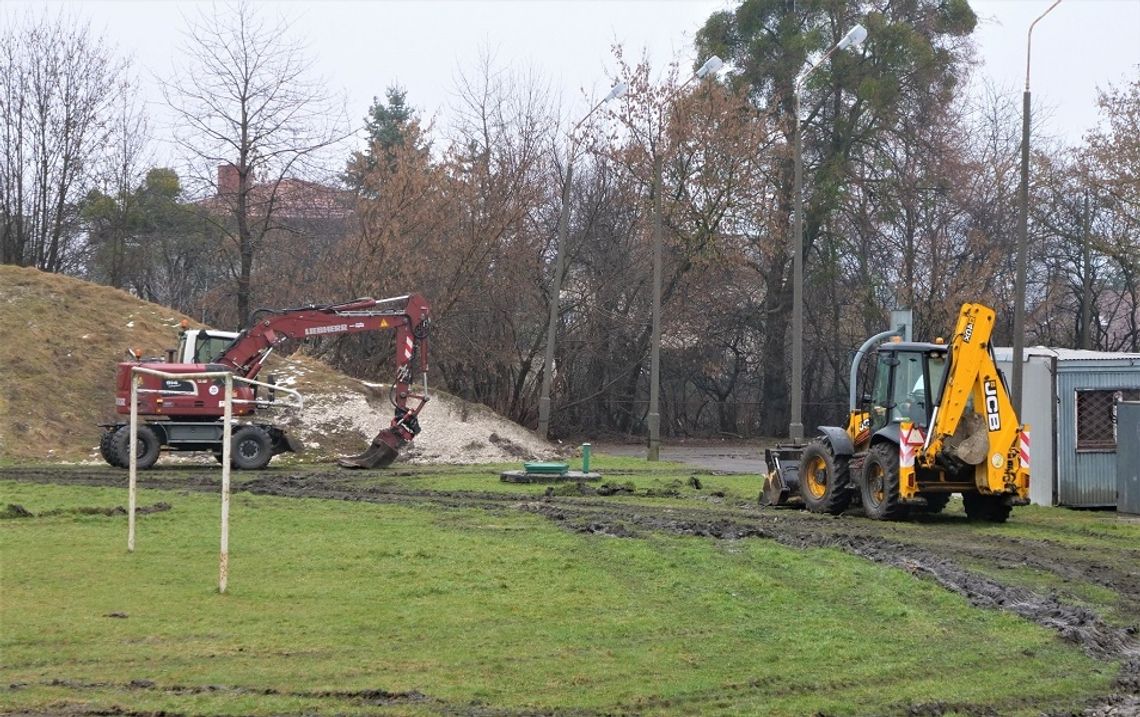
[100,428,124,468]
[109,425,161,470]
[860,443,908,520]
[797,439,851,514]
[962,493,1012,523]
[338,429,403,469]
[231,425,273,470]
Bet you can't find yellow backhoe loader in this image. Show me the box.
[762,303,1030,521]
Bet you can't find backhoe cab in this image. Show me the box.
[763,303,1030,521]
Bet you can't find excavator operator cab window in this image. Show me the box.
[870,349,942,432]
[177,331,234,364]
[869,353,894,433]
[887,350,947,429]
[194,335,232,364]
[891,352,928,426]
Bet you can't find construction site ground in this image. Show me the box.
[3,453,1138,717]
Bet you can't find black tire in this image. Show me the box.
[231,425,272,470]
[100,428,124,467]
[797,439,851,514]
[963,493,1012,523]
[109,425,161,470]
[860,443,907,520]
[919,492,952,514]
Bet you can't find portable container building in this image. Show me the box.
[993,348,1140,508]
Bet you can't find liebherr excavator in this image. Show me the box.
[762,303,1030,521]
[99,293,431,471]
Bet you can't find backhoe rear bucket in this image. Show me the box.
[337,429,404,469]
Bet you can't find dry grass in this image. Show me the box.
[0,266,199,461]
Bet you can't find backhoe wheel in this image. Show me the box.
[797,439,851,514]
[918,492,952,514]
[962,493,1012,523]
[231,425,272,470]
[100,428,124,468]
[860,443,907,520]
[109,425,161,470]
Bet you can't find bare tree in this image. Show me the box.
[0,10,133,272]
[163,0,348,326]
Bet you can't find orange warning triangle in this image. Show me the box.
[379,319,389,328]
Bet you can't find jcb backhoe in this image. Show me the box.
[762,303,1030,522]
[98,293,431,471]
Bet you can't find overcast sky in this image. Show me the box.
[7,0,1139,162]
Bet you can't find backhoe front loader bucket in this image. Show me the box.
[760,445,804,506]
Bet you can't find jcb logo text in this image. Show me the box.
[984,379,1001,431]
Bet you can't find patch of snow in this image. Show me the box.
[126,321,135,328]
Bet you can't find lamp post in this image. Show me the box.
[538,81,628,439]
[646,54,723,461]
[789,23,866,443]
[1012,0,1062,414]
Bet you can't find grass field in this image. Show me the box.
[1,456,1133,716]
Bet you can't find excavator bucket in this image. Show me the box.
[337,428,404,469]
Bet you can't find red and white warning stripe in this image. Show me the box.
[1019,430,1030,469]
[404,336,415,362]
[899,425,925,468]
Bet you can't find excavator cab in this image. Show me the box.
[864,344,948,434]
[175,328,239,364]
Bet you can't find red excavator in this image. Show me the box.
[98,293,430,471]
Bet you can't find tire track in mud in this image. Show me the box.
[5,467,1138,715]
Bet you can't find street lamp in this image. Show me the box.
[1012,0,1062,414]
[789,23,866,443]
[647,54,723,461]
[538,80,628,439]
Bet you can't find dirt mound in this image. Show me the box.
[0,266,560,465]
[270,355,562,465]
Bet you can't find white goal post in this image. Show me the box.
[126,367,302,594]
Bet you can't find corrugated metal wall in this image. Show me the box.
[1057,365,1140,507]
[1118,402,1140,515]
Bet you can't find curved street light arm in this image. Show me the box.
[1026,0,1063,91]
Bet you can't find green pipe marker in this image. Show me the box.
[582,443,591,473]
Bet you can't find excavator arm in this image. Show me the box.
[217,294,430,381]
[919,303,1029,497]
[217,293,431,469]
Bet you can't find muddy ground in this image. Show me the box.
[4,463,1139,717]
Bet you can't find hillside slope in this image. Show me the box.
[0,266,559,465]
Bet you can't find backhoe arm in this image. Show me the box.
[923,303,1029,497]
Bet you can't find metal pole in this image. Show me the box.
[538,159,574,438]
[127,372,138,552]
[1012,87,1030,414]
[1013,0,1062,414]
[219,374,232,594]
[790,94,805,443]
[648,152,664,460]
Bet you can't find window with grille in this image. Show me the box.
[1076,389,1140,451]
